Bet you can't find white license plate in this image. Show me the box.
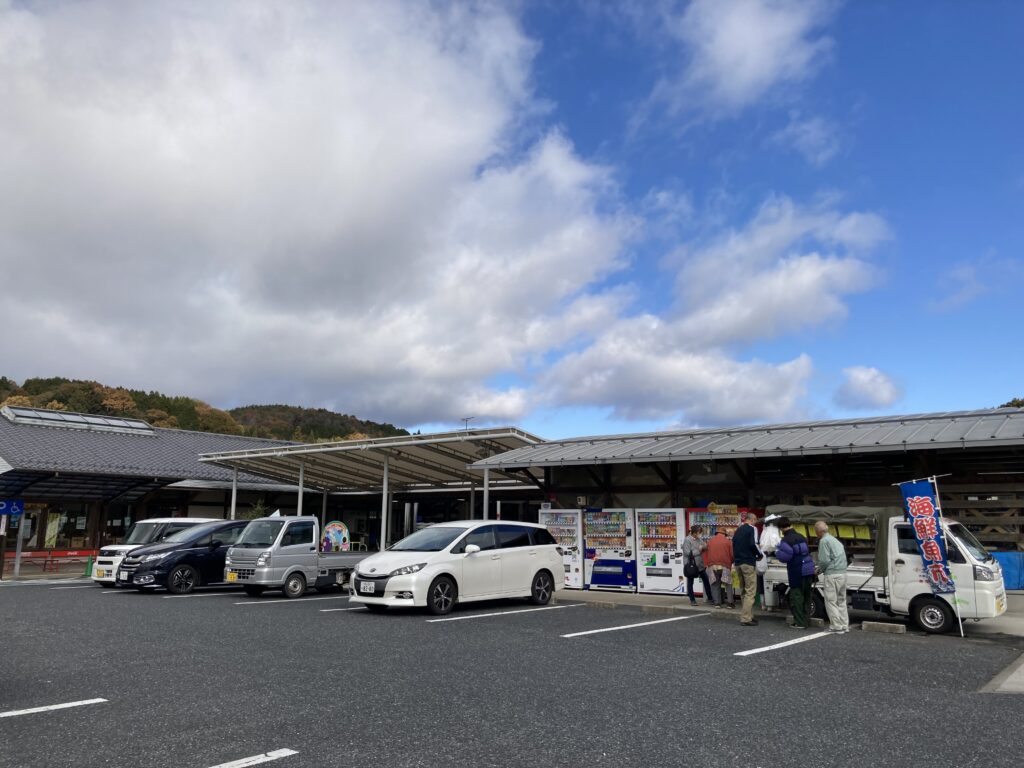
[117,571,127,581]
[359,582,375,594]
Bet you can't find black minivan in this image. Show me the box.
[118,520,249,594]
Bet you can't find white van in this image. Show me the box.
[92,517,218,587]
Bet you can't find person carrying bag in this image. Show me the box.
[680,525,713,607]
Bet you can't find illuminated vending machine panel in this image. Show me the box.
[685,506,746,598]
[539,509,583,589]
[583,508,637,592]
[636,509,687,595]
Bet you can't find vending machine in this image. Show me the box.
[538,508,584,589]
[582,508,637,592]
[635,508,688,595]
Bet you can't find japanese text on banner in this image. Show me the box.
[897,479,955,594]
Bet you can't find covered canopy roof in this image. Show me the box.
[471,408,1024,470]
[199,428,545,492]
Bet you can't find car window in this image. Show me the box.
[215,525,246,546]
[895,525,921,556]
[496,524,532,549]
[453,525,498,553]
[281,521,315,547]
[530,528,557,546]
[192,533,213,547]
[162,523,195,539]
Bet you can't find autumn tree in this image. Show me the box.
[44,400,67,411]
[100,387,139,416]
[1,395,32,408]
[1001,398,1024,408]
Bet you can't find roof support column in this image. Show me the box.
[483,468,490,520]
[297,461,305,516]
[379,456,389,551]
[321,488,328,531]
[230,468,238,521]
[469,483,475,519]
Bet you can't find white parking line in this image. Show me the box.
[207,748,298,768]
[561,613,708,638]
[162,592,242,599]
[734,631,832,657]
[0,698,107,719]
[320,607,366,612]
[100,589,134,595]
[427,604,583,623]
[50,586,95,590]
[233,596,350,606]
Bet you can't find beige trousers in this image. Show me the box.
[739,564,757,623]
[822,572,849,631]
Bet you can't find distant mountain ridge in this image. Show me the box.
[0,376,408,442]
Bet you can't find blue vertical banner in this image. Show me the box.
[897,479,955,594]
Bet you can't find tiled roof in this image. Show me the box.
[472,408,1024,469]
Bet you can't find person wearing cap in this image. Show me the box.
[732,513,761,625]
[704,528,735,608]
[815,520,850,633]
[775,517,817,629]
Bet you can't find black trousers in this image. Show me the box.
[686,570,712,603]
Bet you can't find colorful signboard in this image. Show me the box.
[897,478,955,594]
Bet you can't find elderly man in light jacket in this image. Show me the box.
[815,521,850,633]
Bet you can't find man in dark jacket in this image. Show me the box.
[732,513,761,625]
[775,518,817,629]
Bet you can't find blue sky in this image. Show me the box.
[1,1,1022,439]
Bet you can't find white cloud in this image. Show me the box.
[771,112,840,167]
[834,367,902,410]
[929,255,1023,313]
[657,0,837,115]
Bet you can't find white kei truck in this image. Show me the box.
[224,516,366,598]
[760,505,1007,634]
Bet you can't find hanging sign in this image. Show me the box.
[897,478,955,594]
[0,499,24,515]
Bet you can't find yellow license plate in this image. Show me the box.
[227,572,237,582]
[95,570,106,578]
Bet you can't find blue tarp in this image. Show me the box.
[993,552,1024,590]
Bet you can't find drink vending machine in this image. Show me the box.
[538,508,583,589]
[582,508,637,592]
[635,508,688,595]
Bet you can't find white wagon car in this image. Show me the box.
[350,521,563,615]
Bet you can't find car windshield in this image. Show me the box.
[235,520,285,548]
[164,523,219,544]
[389,526,468,552]
[123,522,163,545]
[947,523,994,563]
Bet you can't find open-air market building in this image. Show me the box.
[3,403,1023,581]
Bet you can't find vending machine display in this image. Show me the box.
[636,508,687,595]
[539,509,583,589]
[583,508,636,592]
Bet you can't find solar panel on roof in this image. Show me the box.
[1,405,155,435]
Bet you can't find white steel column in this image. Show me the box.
[13,512,27,579]
[297,461,305,516]
[229,468,238,520]
[483,468,490,520]
[469,484,475,519]
[379,457,389,551]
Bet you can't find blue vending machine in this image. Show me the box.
[583,508,637,592]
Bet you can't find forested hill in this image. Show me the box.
[0,376,408,441]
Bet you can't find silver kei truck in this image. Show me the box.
[224,516,366,598]
[760,504,1007,634]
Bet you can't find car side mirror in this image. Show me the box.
[464,544,481,555]
[210,539,222,549]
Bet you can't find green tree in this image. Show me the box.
[1001,397,1024,408]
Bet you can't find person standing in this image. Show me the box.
[775,518,816,629]
[704,528,735,608]
[815,521,850,633]
[681,526,712,606]
[732,513,761,625]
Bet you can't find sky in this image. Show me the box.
[1,0,1022,439]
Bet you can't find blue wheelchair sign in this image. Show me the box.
[0,499,24,515]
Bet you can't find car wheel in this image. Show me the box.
[427,576,456,615]
[167,565,199,595]
[529,570,554,605]
[243,585,265,597]
[913,597,954,634]
[810,591,826,621]
[365,604,388,613]
[283,572,306,599]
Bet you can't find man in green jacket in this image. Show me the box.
[814,521,849,633]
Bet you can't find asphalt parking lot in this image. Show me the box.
[2,581,1022,768]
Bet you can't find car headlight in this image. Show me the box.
[224,555,232,565]
[256,551,272,567]
[389,563,427,577]
[974,565,997,582]
[142,552,170,563]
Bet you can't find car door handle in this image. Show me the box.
[309,547,316,552]
[490,555,501,560]
[895,558,905,565]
